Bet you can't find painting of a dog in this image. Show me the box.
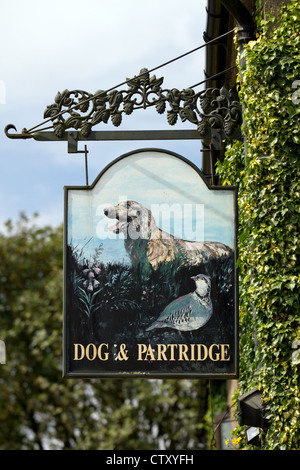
[104,200,233,270]
[65,149,238,378]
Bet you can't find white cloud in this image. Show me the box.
[0,0,207,229]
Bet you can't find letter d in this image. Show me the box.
[74,343,85,360]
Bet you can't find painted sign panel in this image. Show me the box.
[63,149,238,378]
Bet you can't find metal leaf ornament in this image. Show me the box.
[43,68,242,139]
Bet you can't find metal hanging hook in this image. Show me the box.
[67,132,89,185]
[4,124,33,139]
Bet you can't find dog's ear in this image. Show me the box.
[147,211,163,238]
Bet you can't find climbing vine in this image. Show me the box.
[216,0,300,449]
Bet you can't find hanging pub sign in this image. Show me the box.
[63,148,238,378]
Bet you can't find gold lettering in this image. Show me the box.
[74,343,85,360]
[168,344,177,360]
[157,344,168,361]
[73,343,109,361]
[98,343,109,361]
[178,344,189,361]
[137,344,147,360]
[190,344,195,361]
[145,345,155,361]
[86,343,97,361]
[209,344,220,361]
[220,344,231,361]
[136,343,231,362]
[137,344,155,361]
[197,344,208,361]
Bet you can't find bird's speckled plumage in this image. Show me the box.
[146,274,213,332]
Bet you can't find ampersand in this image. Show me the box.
[117,343,129,361]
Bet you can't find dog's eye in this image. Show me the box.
[136,210,140,216]
[126,202,131,209]
[136,225,140,232]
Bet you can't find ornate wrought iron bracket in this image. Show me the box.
[5,68,243,150]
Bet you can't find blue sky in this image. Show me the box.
[0,0,208,231]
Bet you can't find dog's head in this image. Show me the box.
[103,200,155,239]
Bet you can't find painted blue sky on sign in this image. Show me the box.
[67,150,235,264]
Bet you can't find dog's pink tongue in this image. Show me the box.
[107,221,121,231]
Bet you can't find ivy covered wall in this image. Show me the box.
[217,0,300,449]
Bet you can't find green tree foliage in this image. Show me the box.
[216,0,300,449]
[0,213,226,449]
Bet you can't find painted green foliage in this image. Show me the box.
[216,0,300,449]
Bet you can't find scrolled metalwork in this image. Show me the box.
[43,68,242,139]
[4,124,33,139]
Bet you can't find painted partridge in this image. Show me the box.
[146,274,213,332]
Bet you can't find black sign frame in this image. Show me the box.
[63,148,238,379]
